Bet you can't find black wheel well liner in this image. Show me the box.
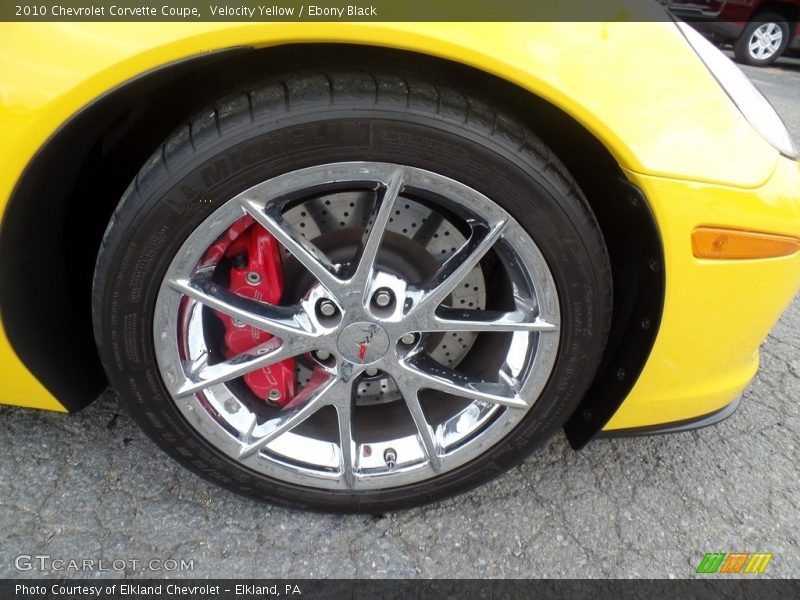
[0,43,664,446]
[753,2,799,22]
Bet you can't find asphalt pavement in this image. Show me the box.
[735,52,800,138]
[1,53,799,580]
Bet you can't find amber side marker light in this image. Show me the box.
[693,227,800,259]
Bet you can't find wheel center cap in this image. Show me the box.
[337,322,390,364]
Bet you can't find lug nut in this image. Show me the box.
[365,367,378,377]
[373,289,393,307]
[318,300,337,318]
[400,333,417,345]
[316,350,331,361]
[384,448,397,469]
[246,271,262,285]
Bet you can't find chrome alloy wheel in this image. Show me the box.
[153,162,560,491]
[748,22,783,60]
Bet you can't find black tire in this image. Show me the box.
[92,68,612,513]
[733,13,791,66]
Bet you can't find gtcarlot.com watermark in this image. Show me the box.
[14,554,195,573]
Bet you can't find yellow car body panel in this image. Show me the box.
[0,21,798,431]
[607,158,800,429]
[0,323,67,412]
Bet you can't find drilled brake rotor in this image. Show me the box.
[282,190,486,405]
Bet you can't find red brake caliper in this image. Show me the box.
[202,215,295,406]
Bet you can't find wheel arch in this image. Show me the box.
[0,43,664,445]
[753,2,799,22]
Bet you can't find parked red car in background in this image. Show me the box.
[666,0,800,65]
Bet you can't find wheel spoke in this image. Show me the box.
[177,337,309,398]
[168,274,314,340]
[240,198,343,292]
[400,352,528,409]
[336,401,356,489]
[349,168,405,291]
[425,306,559,333]
[238,369,337,459]
[410,220,508,317]
[392,375,442,472]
